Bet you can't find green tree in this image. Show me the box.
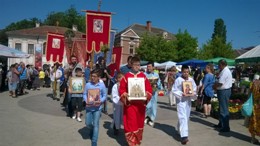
[0,18,41,45]
[211,18,227,43]
[173,29,198,62]
[199,18,234,59]
[44,12,66,26]
[44,6,85,32]
[199,36,235,59]
[136,33,177,62]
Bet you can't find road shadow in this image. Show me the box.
[190,116,252,144]
[154,123,181,142]
[78,126,91,140]
[103,121,127,146]
[158,105,177,111]
[157,101,169,106]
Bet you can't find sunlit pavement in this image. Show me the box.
[0,88,257,146]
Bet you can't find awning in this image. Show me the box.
[0,44,30,58]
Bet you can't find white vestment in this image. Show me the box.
[172,76,197,138]
[111,83,123,129]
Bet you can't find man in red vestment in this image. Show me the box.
[119,56,152,146]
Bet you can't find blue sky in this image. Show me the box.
[1,0,260,49]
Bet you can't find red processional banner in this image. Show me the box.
[86,10,112,53]
[107,47,122,77]
[45,32,65,63]
[35,44,42,69]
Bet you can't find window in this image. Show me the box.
[28,44,34,54]
[129,44,134,55]
[130,37,135,41]
[43,42,46,55]
[15,43,22,51]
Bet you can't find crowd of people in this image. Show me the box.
[1,55,260,146]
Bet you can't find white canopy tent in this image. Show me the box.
[236,45,260,63]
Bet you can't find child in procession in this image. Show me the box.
[83,69,107,146]
[172,65,197,145]
[111,72,124,135]
[68,67,85,122]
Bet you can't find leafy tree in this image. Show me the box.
[44,12,66,26]
[173,29,198,62]
[199,18,234,59]
[199,36,235,59]
[44,6,85,32]
[136,33,177,62]
[211,18,227,43]
[0,18,41,45]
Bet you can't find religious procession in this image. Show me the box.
[1,1,260,146]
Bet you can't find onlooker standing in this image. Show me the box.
[39,68,45,87]
[193,66,202,86]
[11,63,20,98]
[172,65,197,145]
[213,59,232,132]
[200,64,215,118]
[6,66,13,96]
[17,62,27,95]
[0,63,3,91]
[32,67,40,90]
[44,68,51,88]
[83,69,107,146]
[51,63,62,101]
[248,79,260,144]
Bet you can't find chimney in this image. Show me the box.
[146,21,152,32]
[35,22,40,28]
[72,25,78,31]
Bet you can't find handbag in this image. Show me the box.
[241,93,253,117]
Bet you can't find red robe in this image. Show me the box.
[119,71,152,146]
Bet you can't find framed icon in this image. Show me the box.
[69,77,85,93]
[86,89,100,107]
[128,77,146,100]
[183,81,193,95]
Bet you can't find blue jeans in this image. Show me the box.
[85,109,101,146]
[217,89,231,130]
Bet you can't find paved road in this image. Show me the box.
[0,88,257,146]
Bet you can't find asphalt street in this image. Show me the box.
[0,88,258,146]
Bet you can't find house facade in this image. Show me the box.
[114,21,175,64]
[6,24,84,67]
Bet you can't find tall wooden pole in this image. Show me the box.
[90,0,102,70]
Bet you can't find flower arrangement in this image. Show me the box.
[228,99,242,113]
[211,97,244,119]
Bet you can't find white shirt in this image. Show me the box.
[217,66,232,90]
[172,76,197,100]
[50,69,62,82]
[112,83,123,105]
